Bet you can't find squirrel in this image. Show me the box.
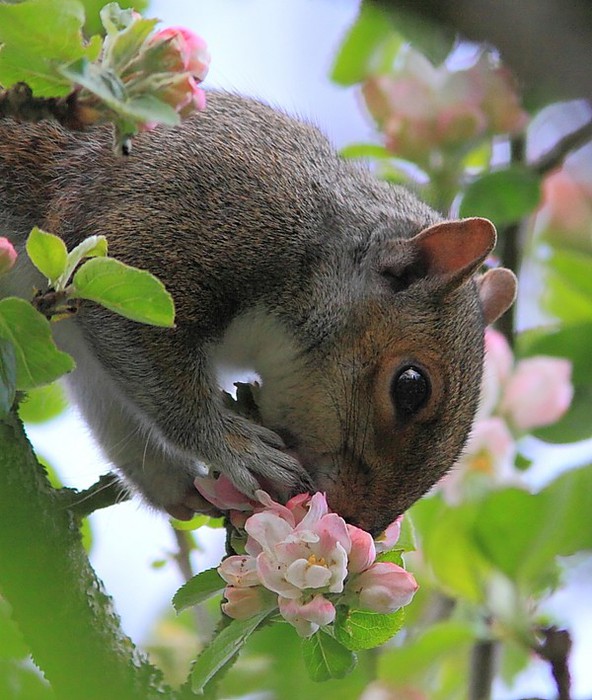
[0,91,516,535]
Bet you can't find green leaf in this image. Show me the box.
[331,4,402,85]
[18,381,68,423]
[0,337,17,417]
[191,610,272,694]
[71,257,175,327]
[102,12,158,72]
[173,568,226,612]
[340,143,394,160]
[474,469,592,589]
[334,607,405,651]
[378,620,474,684]
[0,0,94,96]
[25,227,68,283]
[59,60,180,128]
[420,502,488,602]
[0,298,75,390]
[544,248,592,323]
[301,629,357,681]
[81,0,148,37]
[56,234,108,290]
[459,167,542,227]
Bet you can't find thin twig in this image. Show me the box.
[468,638,499,700]
[0,82,90,130]
[533,116,592,176]
[63,473,129,519]
[535,627,572,700]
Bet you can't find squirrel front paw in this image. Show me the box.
[209,415,314,501]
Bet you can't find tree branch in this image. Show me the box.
[64,473,129,519]
[0,82,90,130]
[533,117,592,176]
[0,410,176,699]
[468,638,499,700]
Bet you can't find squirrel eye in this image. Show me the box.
[391,365,431,418]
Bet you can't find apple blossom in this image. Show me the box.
[500,356,573,431]
[148,26,210,81]
[221,585,273,621]
[362,47,528,163]
[211,488,418,638]
[345,561,418,614]
[0,237,17,275]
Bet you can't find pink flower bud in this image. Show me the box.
[278,594,336,637]
[347,562,418,614]
[194,474,255,512]
[500,356,574,431]
[148,26,210,81]
[346,524,376,573]
[0,237,17,275]
[222,585,271,620]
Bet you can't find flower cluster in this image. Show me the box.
[195,477,418,638]
[362,48,528,164]
[0,237,17,275]
[75,10,210,137]
[441,328,574,503]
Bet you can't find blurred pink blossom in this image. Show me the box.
[362,47,528,163]
[500,356,573,431]
[538,168,592,252]
[0,237,17,275]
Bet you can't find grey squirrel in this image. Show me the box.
[0,92,516,535]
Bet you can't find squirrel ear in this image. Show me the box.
[412,217,497,286]
[477,267,518,325]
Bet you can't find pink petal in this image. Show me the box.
[0,237,17,275]
[284,559,332,590]
[255,490,296,527]
[278,595,336,637]
[374,517,402,554]
[218,555,259,587]
[348,562,418,614]
[194,475,254,511]
[347,524,376,572]
[222,585,272,620]
[315,513,351,556]
[256,552,300,599]
[245,511,293,551]
[297,492,329,531]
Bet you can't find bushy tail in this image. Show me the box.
[0,119,78,240]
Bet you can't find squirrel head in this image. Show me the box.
[257,217,516,535]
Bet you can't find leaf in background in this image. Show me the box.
[459,166,542,227]
[72,257,175,327]
[474,468,592,589]
[190,610,272,694]
[18,381,68,423]
[544,248,592,323]
[301,630,357,681]
[25,227,68,283]
[0,0,96,96]
[420,502,488,602]
[340,143,395,160]
[172,568,225,612]
[0,298,75,390]
[334,607,405,651]
[377,620,474,684]
[0,337,17,418]
[331,3,402,85]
